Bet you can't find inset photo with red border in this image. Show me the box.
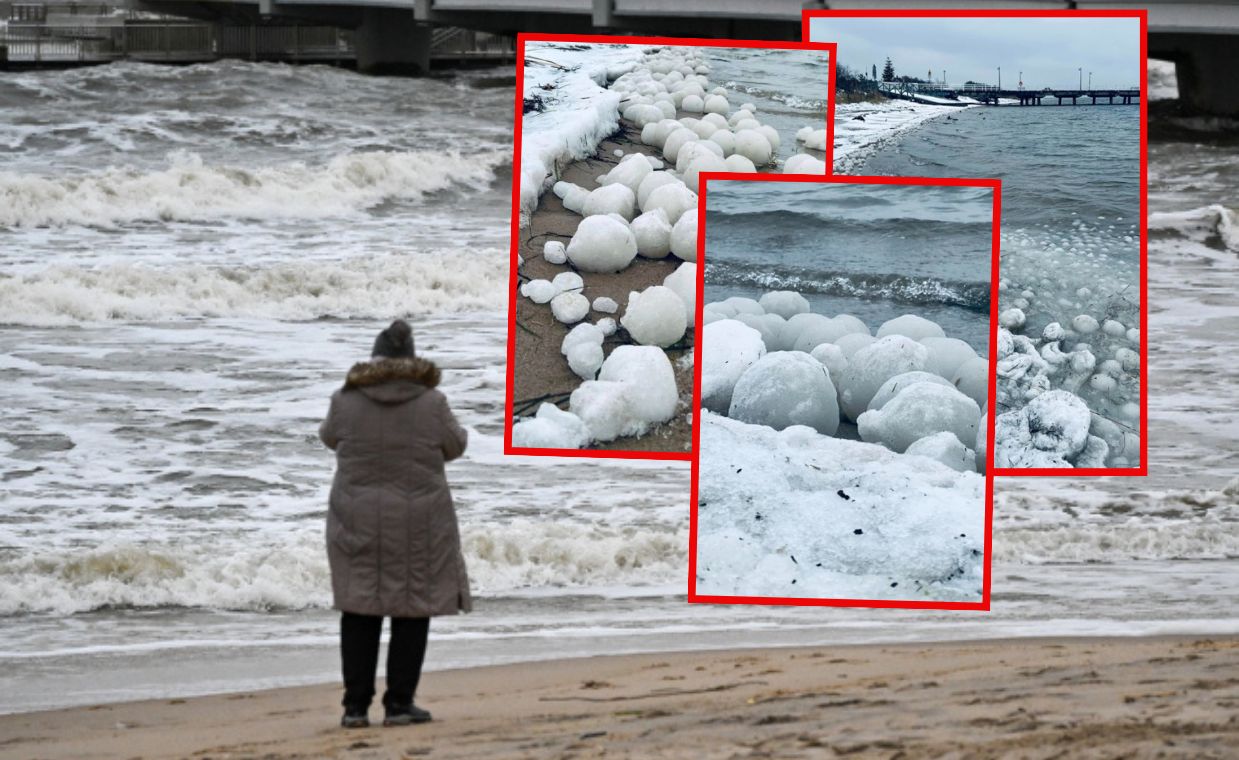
[689,173,999,610]
[505,33,835,461]
[805,9,1147,476]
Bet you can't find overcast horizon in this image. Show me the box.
[809,16,1141,90]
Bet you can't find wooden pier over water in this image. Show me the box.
[884,82,1140,107]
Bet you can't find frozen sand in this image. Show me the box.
[2,636,1234,759]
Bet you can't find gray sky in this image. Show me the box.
[809,16,1141,90]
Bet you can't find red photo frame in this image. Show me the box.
[504,32,837,461]
[803,8,1149,477]
[688,172,1001,610]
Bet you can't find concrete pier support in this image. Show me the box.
[356,7,430,75]
[1169,36,1239,117]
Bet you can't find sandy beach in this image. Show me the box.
[3,635,1235,759]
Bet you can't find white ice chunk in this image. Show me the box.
[663,262,698,328]
[521,279,556,304]
[728,351,839,436]
[566,215,638,273]
[630,208,673,259]
[906,431,977,473]
[511,403,589,449]
[839,335,930,421]
[702,318,766,414]
[669,211,698,262]
[758,290,810,320]
[620,285,688,347]
[857,382,980,453]
[550,292,589,324]
[876,314,946,341]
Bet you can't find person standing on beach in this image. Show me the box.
[319,319,471,728]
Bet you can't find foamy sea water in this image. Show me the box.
[0,59,1235,714]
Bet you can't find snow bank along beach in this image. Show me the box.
[813,17,1144,470]
[0,53,1235,717]
[696,181,993,602]
[510,41,830,452]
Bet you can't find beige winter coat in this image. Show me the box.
[319,357,471,618]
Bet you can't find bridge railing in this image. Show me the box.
[0,23,356,62]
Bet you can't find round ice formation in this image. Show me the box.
[631,208,673,259]
[592,296,618,314]
[596,317,617,336]
[857,382,980,453]
[682,153,727,190]
[566,342,604,380]
[598,345,679,427]
[553,181,590,214]
[790,315,855,353]
[682,94,705,113]
[867,371,953,412]
[757,125,781,153]
[543,240,567,265]
[1072,314,1100,334]
[809,343,847,382]
[905,431,976,473]
[669,212,698,261]
[783,153,827,174]
[1043,322,1066,341]
[663,262,698,328]
[708,129,736,156]
[835,332,877,358]
[999,308,1026,331]
[1103,319,1126,337]
[662,129,698,163]
[622,103,664,128]
[600,153,653,194]
[920,337,978,381]
[758,290,810,319]
[566,215,638,273]
[569,380,634,442]
[582,184,636,221]
[702,319,766,414]
[719,296,764,316]
[511,403,589,449]
[561,322,604,358]
[620,285,688,347]
[521,279,556,304]
[637,172,679,209]
[994,389,1100,468]
[797,128,828,151]
[722,154,757,173]
[951,355,990,409]
[736,313,785,351]
[643,182,697,225]
[704,94,729,114]
[838,335,930,421]
[728,351,839,436]
[552,271,583,294]
[877,314,946,341]
[550,292,589,324]
[733,129,773,166]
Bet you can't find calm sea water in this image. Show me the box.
[704,180,993,352]
[0,60,1235,715]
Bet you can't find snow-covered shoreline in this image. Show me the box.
[833,99,968,172]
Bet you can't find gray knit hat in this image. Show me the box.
[371,319,415,359]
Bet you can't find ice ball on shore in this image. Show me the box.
[867,371,953,412]
[663,129,698,163]
[566,215,638,273]
[631,208,673,259]
[728,351,839,436]
[723,154,757,173]
[663,262,698,328]
[599,346,678,427]
[561,322,604,357]
[877,314,946,341]
[553,181,590,214]
[920,337,978,381]
[1127,328,1140,345]
[790,314,855,353]
[552,271,583,294]
[550,292,589,324]
[839,336,930,421]
[1072,314,1100,334]
[809,343,848,382]
[543,240,567,265]
[783,153,827,174]
[704,94,729,114]
[758,290,810,319]
[733,129,773,166]
[1102,319,1126,337]
[670,212,698,261]
[582,184,636,221]
[569,380,634,442]
[682,94,705,113]
[1042,322,1066,341]
[702,319,766,414]
[511,403,589,449]
[521,279,556,304]
[736,313,785,351]
[683,153,727,190]
[905,431,977,473]
[994,389,1099,468]
[1116,347,1139,371]
[621,285,687,347]
[600,153,653,194]
[836,333,877,359]
[999,308,1026,331]
[951,356,990,409]
[728,109,755,126]
[566,342,604,380]
[637,172,679,210]
[833,315,871,337]
[857,382,980,453]
[708,129,736,156]
[644,183,697,225]
[797,128,828,151]
[592,296,618,314]
[596,317,617,336]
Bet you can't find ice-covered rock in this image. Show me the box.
[906,431,977,473]
[838,335,930,421]
[565,215,638,273]
[663,262,698,328]
[620,285,688,347]
[877,314,946,341]
[857,382,980,453]
[758,290,810,319]
[550,292,589,324]
[511,403,589,449]
[701,319,766,414]
[630,208,673,259]
[728,351,839,436]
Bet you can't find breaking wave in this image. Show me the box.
[0,148,508,228]
[705,259,990,312]
[0,520,686,615]
[0,251,508,325]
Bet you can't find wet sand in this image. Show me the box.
[4,635,1236,759]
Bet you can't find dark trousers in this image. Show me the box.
[340,612,430,711]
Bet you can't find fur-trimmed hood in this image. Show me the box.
[343,357,440,404]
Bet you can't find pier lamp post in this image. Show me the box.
[1089,71,1093,91]
[998,66,1001,89]
[1078,67,1082,90]
[1018,71,1023,91]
